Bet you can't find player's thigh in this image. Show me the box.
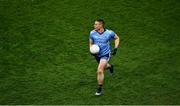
[98,58,108,71]
[105,63,111,69]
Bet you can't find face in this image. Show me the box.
[94,21,103,30]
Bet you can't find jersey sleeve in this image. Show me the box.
[110,30,116,38]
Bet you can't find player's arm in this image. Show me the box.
[89,39,93,48]
[114,34,120,48]
[89,39,97,56]
[111,34,120,55]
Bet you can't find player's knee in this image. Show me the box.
[98,65,104,71]
[97,69,103,75]
[97,66,103,74]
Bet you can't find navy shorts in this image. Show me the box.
[95,53,110,63]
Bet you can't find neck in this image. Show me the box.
[97,28,105,33]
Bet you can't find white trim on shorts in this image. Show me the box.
[100,52,111,62]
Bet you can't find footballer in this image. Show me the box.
[89,19,120,96]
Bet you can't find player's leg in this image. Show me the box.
[97,59,107,85]
[104,53,114,75]
[95,58,108,96]
[105,63,114,75]
[105,63,111,69]
[104,53,111,69]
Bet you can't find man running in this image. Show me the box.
[89,19,120,96]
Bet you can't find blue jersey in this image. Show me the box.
[89,29,116,57]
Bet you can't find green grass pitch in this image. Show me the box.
[0,0,180,105]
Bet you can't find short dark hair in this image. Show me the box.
[95,19,105,26]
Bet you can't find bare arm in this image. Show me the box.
[114,34,120,48]
[89,39,93,48]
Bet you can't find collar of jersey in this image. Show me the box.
[95,29,106,35]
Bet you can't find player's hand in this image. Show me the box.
[90,53,97,56]
[111,48,118,56]
[90,53,98,57]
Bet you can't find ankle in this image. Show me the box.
[98,84,103,88]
